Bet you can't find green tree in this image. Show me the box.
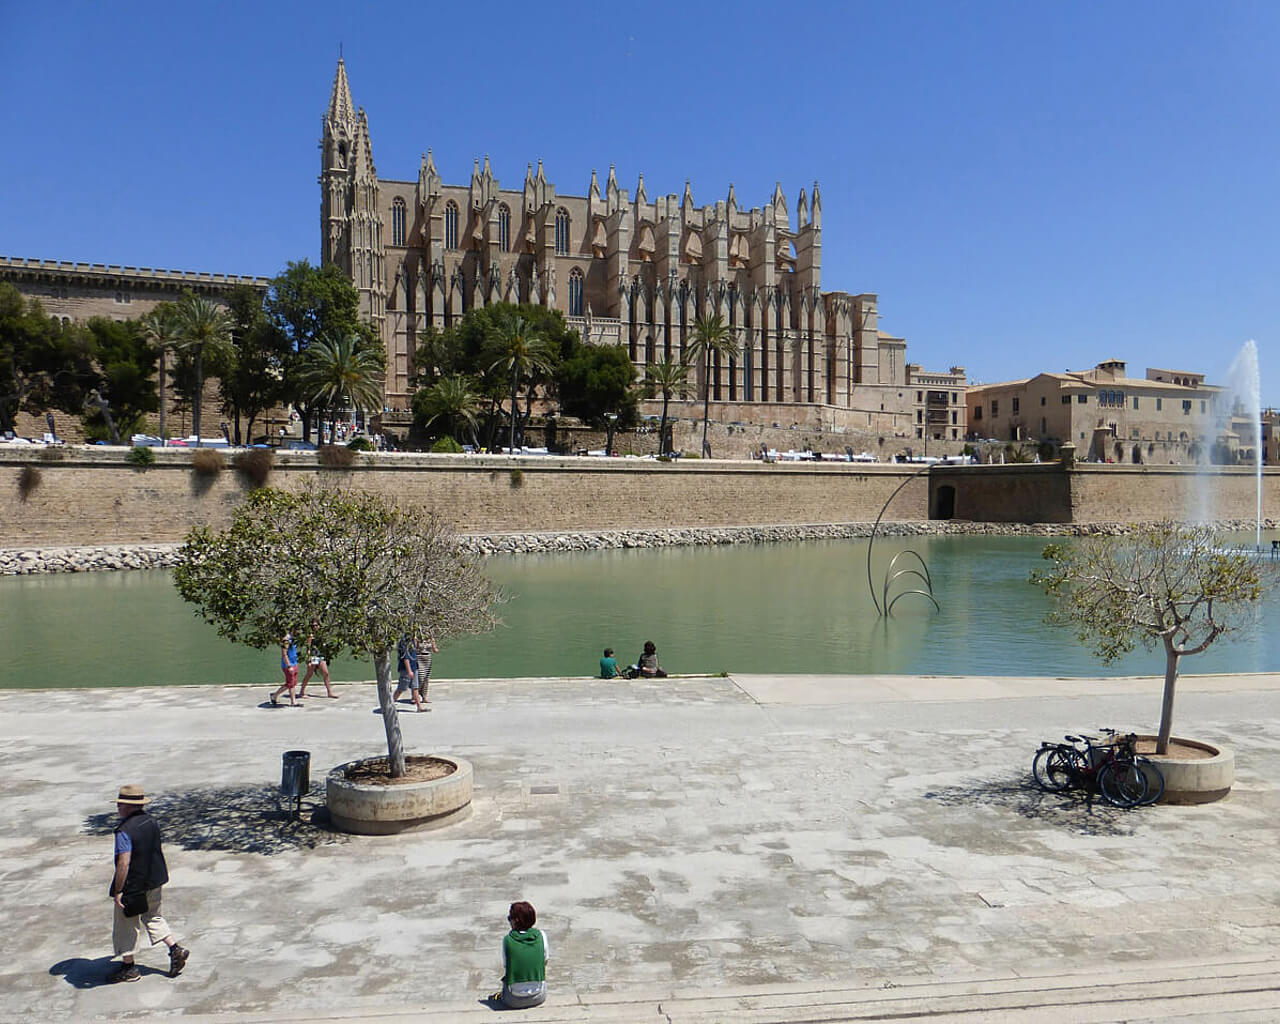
[412,374,483,446]
[685,313,739,458]
[301,333,385,442]
[174,486,501,777]
[487,312,555,451]
[81,318,158,441]
[173,293,233,446]
[139,302,181,439]
[1031,522,1273,753]
[219,285,290,445]
[0,283,96,434]
[264,260,374,442]
[644,357,692,456]
[556,343,638,430]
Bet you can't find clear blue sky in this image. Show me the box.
[3,1,1277,403]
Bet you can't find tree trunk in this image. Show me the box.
[701,349,712,458]
[157,349,167,439]
[509,366,519,452]
[193,348,204,447]
[1156,640,1180,755]
[375,646,407,777]
[659,394,670,456]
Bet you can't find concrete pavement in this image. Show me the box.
[4,671,1280,1022]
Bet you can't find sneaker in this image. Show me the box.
[168,944,190,978]
[109,963,140,984]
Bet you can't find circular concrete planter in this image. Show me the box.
[326,755,473,835]
[1135,736,1234,805]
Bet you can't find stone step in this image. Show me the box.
[178,955,1280,1023]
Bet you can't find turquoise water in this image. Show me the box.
[2,535,1278,688]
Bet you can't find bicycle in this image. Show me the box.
[1099,728,1165,806]
[1032,732,1148,808]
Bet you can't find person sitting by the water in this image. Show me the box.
[634,640,667,679]
[599,648,621,679]
[493,900,548,1009]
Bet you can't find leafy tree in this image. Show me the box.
[139,302,182,439]
[644,357,692,455]
[81,318,157,441]
[218,285,290,445]
[685,313,739,458]
[0,283,96,434]
[487,312,555,451]
[556,343,638,431]
[264,260,374,441]
[1031,521,1273,753]
[174,485,501,777]
[173,293,233,446]
[301,333,385,441]
[413,374,483,445]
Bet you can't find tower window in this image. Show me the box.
[555,207,570,255]
[445,201,459,250]
[391,198,406,247]
[498,204,511,252]
[568,267,584,317]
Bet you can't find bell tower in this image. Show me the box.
[320,58,357,273]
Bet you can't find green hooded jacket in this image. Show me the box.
[502,927,546,984]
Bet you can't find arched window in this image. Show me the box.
[568,267,584,317]
[391,198,406,247]
[498,204,511,252]
[444,201,459,250]
[555,207,570,255]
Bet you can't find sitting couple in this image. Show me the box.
[600,641,667,680]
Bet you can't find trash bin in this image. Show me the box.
[281,750,311,799]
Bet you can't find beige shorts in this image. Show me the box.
[112,887,173,957]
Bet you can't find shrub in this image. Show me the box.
[233,448,274,488]
[191,449,226,477]
[318,444,357,469]
[509,468,524,488]
[126,446,156,469]
[431,436,463,453]
[347,436,373,452]
[17,464,41,501]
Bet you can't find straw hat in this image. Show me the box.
[116,784,149,806]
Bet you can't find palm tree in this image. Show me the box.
[488,313,555,451]
[644,357,692,456]
[301,334,384,442]
[685,313,739,458]
[173,293,232,446]
[417,374,483,446]
[140,303,180,440]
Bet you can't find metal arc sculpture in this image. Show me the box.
[866,462,940,617]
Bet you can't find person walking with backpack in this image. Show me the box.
[107,785,189,983]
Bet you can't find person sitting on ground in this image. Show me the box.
[493,900,548,1009]
[599,648,621,679]
[636,640,667,678]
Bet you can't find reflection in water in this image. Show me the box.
[1,535,1277,688]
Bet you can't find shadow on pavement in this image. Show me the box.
[81,784,349,855]
[48,955,169,988]
[923,770,1142,836]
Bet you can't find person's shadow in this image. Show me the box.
[48,956,166,988]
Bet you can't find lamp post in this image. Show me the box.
[605,413,618,457]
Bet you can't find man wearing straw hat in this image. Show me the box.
[107,784,190,983]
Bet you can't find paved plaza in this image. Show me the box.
[4,672,1280,1022]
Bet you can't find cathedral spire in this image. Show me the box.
[327,58,355,127]
[588,168,601,200]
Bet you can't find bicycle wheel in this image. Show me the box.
[1135,757,1165,806]
[1033,747,1078,792]
[1098,760,1147,808]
